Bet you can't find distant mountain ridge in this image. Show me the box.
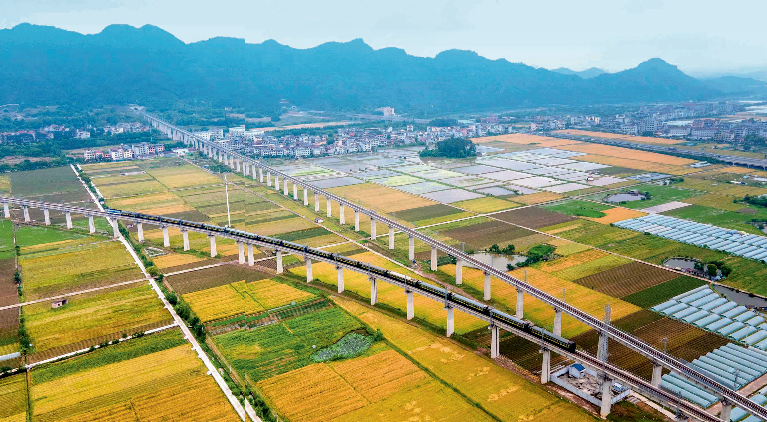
[0,23,759,114]
[551,67,606,79]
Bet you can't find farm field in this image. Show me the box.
[293,251,488,334]
[494,206,578,229]
[19,236,142,299]
[8,166,86,199]
[554,129,685,145]
[184,278,315,322]
[24,284,170,358]
[572,261,681,299]
[334,297,596,422]
[30,335,240,422]
[0,374,26,422]
[662,203,767,234]
[258,345,495,422]
[214,305,363,382]
[453,196,520,213]
[167,264,272,294]
[144,163,223,189]
[595,184,702,210]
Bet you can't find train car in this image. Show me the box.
[491,310,531,331]
[529,326,577,353]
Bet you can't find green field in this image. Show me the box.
[15,225,90,248]
[9,166,84,197]
[623,276,707,308]
[543,200,611,218]
[214,305,362,382]
[663,204,767,234]
[599,185,701,210]
[0,373,26,421]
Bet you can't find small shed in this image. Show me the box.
[51,299,68,309]
[568,363,586,378]
[314,217,324,223]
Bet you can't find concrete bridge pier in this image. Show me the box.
[326,198,332,217]
[339,205,345,224]
[337,267,344,293]
[430,247,438,271]
[162,226,170,247]
[43,208,50,225]
[554,309,562,336]
[238,242,245,264]
[274,176,279,191]
[137,223,144,242]
[490,324,499,358]
[305,257,312,281]
[236,159,241,173]
[456,260,463,285]
[256,166,261,182]
[283,179,288,196]
[370,219,376,240]
[484,272,491,301]
[651,363,663,388]
[354,211,359,231]
[446,305,454,337]
[88,215,95,234]
[303,189,308,206]
[23,206,30,222]
[267,172,272,187]
[243,162,249,176]
[314,193,320,212]
[516,290,524,319]
[406,290,414,320]
[276,250,283,273]
[182,230,190,251]
[2,202,8,218]
[247,244,254,266]
[541,348,551,383]
[110,218,120,238]
[209,235,217,257]
[720,400,733,422]
[600,377,613,418]
[408,236,415,261]
[370,277,377,305]
[293,184,298,201]
[388,226,395,249]
[65,212,72,229]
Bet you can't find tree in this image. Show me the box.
[706,263,718,277]
[419,137,477,158]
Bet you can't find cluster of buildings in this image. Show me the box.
[82,142,167,161]
[0,122,150,142]
[194,119,522,159]
[663,118,767,142]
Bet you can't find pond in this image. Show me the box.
[605,192,646,203]
[663,258,696,271]
[712,284,767,309]
[467,252,527,271]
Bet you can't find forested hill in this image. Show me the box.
[0,23,751,114]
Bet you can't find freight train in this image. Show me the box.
[106,207,577,353]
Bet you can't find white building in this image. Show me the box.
[75,130,91,139]
[228,126,246,138]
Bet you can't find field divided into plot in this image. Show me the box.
[256,345,486,422]
[30,332,240,422]
[0,374,26,422]
[184,278,315,322]
[214,306,363,382]
[572,261,681,298]
[334,297,596,422]
[19,236,142,299]
[25,283,170,357]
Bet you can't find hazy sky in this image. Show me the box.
[3,0,767,75]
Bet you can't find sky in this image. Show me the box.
[3,0,767,75]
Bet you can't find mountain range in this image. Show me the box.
[1,23,765,115]
[551,67,606,79]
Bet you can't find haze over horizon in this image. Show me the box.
[4,0,767,76]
